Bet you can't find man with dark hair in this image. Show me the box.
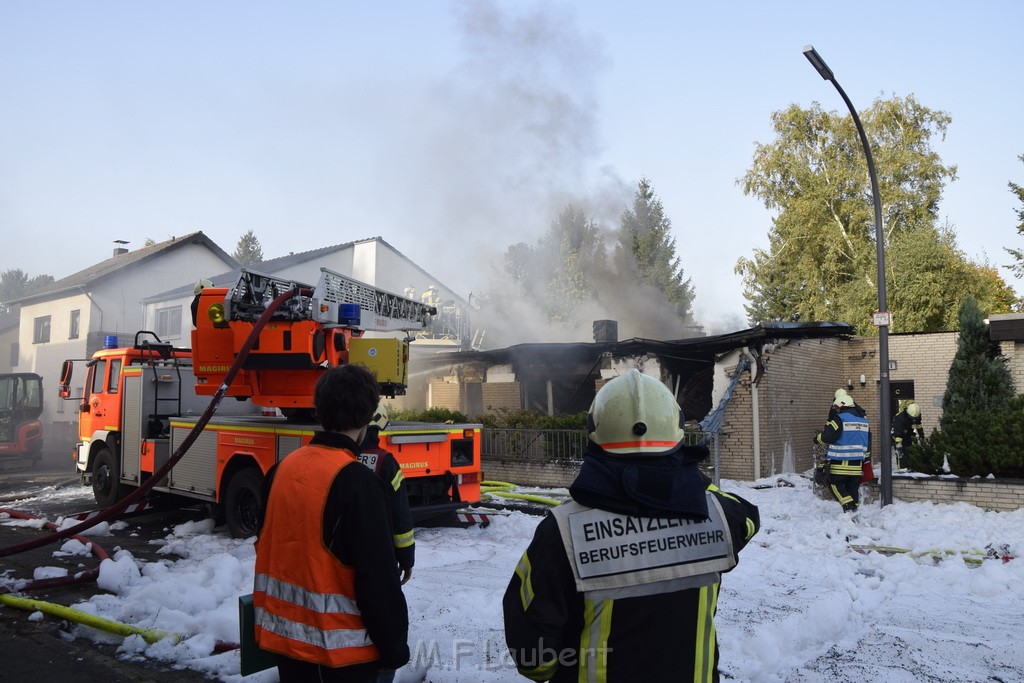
[503,369,760,682]
[254,365,410,683]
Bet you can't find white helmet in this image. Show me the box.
[369,403,390,431]
[193,278,213,295]
[834,389,854,407]
[906,402,920,418]
[588,369,685,456]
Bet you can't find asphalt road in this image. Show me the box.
[0,447,218,682]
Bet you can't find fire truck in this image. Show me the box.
[58,268,483,537]
[0,372,44,465]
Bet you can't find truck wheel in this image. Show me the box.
[225,468,263,539]
[92,446,125,508]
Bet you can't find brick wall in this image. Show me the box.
[721,339,845,480]
[886,332,958,435]
[999,340,1024,391]
[482,457,577,488]
[428,380,462,412]
[893,476,1024,512]
[482,383,522,412]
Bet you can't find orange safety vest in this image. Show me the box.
[253,445,381,667]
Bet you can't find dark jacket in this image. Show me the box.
[503,443,760,682]
[259,431,410,671]
[360,429,415,571]
[891,409,924,445]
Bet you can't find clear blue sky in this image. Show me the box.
[3,0,1022,333]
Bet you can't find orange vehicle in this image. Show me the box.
[0,372,44,465]
[59,269,483,537]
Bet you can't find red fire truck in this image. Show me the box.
[59,269,483,536]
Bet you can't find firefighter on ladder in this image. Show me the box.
[815,389,871,514]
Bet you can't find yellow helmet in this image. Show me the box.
[588,369,684,456]
[833,389,854,407]
[369,403,390,431]
[906,402,920,418]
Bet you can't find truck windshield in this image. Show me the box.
[0,375,43,412]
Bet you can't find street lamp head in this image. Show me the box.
[803,45,834,82]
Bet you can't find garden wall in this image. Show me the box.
[892,475,1024,512]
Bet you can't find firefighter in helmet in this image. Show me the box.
[190,278,213,326]
[359,403,415,584]
[891,400,924,470]
[815,388,871,513]
[503,369,760,681]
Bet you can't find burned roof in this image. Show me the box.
[415,321,856,370]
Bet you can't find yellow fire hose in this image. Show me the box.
[0,593,180,644]
[481,480,563,507]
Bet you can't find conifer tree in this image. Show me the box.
[232,229,264,266]
[940,298,1014,427]
[615,178,695,323]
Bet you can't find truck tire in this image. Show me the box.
[92,445,126,508]
[225,468,263,539]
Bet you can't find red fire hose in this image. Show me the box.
[0,287,308,558]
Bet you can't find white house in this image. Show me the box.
[141,236,472,347]
[8,232,237,434]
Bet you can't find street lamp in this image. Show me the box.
[803,45,893,506]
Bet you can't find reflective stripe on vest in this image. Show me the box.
[827,413,869,461]
[551,495,736,599]
[253,445,379,667]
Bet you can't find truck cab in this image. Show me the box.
[0,372,44,464]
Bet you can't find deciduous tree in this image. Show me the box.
[737,95,1005,332]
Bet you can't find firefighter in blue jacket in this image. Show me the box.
[503,369,760,682]
[815,389,871,512]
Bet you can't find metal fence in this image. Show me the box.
[481,428,720,485]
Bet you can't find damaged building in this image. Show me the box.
[404,318,1024,485]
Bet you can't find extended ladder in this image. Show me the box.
[223,267,435,331]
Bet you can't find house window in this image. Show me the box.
[155,306,182,339]
[69,310,81,339]
[8,342,17,367]
[33,316,51,344]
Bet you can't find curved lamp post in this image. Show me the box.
[803,45,893,506]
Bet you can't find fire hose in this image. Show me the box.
[0,286,307,559]
[0,287,308,652]
[481,480,563,507]
[0,509,110,593]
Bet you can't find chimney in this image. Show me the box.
[593,320,618,343]
[113,239,129,256]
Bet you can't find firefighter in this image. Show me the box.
[253,365,409,683]
[815,388,871,513]
[421,285,438,306]
[359,403,415,585]
[891,401,924,470]
[503,369,760,682]
[190,278,213,327]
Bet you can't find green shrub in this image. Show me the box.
[479,408,588,430]
[912,395,1024,478]
[390,407,470,423]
